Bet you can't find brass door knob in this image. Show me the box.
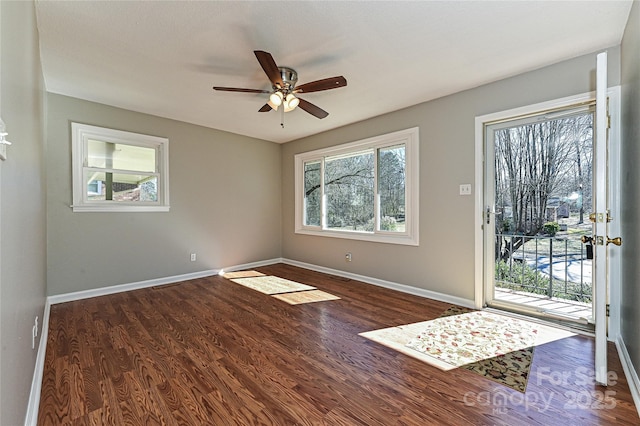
[607,237,622,246]
[581,235,593,244]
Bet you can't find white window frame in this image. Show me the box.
[71,123,170,212]
[294,127,419,246]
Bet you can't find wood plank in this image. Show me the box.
[37,263,640,425]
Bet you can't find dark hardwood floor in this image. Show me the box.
[38,263,639,425]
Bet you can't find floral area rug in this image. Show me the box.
[438,307,534,392]
[360,306,574,392]
[405,309,537,366]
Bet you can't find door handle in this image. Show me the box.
[589,212,612,223]
[485,206,494,225]
[607,236,622,246]
[581,235,622,246]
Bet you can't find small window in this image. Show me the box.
[295,127,419,245]
[72,123,169,212]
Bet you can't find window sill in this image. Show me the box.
[72,204,170,213]
[295,227,418,246]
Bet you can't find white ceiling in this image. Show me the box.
[34,1,632,144]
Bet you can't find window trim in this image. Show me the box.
[71,123,170,212]
[294,127,419,246]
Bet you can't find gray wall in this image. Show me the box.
[620,0,640,382]
[0,1,47,425]
[46,94,282,295]
[281,48,620,302]
[0,2,634,422]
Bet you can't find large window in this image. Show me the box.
[72,123,170,212]
[295,127,419,245]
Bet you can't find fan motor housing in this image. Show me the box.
[278,67,298,90]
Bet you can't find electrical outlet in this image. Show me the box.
[345,252,352,262]
[459,184,472,195]
[190,253,197,262]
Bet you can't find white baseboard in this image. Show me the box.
[45,258,287,306]
[24,301,51,426]
[281,258,476,309]
[46,269,219,305]
[220,258,284,274]
[616,336,640,417]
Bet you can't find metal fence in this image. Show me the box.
[495,233,592,303]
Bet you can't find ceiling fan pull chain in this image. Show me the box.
[281,105,285,128]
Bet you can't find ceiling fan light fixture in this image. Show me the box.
[214,51,342,121]
[267,99,279,111]
[269,91,283,106]
[285,93,300,110]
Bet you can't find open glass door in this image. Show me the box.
[592,51,619,386]
[481,51,620,386]
[484,105,596,326]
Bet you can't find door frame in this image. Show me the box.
[473,87,621,339]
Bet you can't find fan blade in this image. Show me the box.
[294,76,347,93]
[259,104,272,112]
[254,50,283,88]
[213,86,270,93]
[298,98,329,119]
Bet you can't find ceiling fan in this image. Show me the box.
[213,50,347,120]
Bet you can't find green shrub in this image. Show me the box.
[495,260,546,294]
[543,221,560,236]
[502,218,513,233]
[495,260,592,303]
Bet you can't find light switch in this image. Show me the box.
[459,184,472,195]
[0,117,9,161]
